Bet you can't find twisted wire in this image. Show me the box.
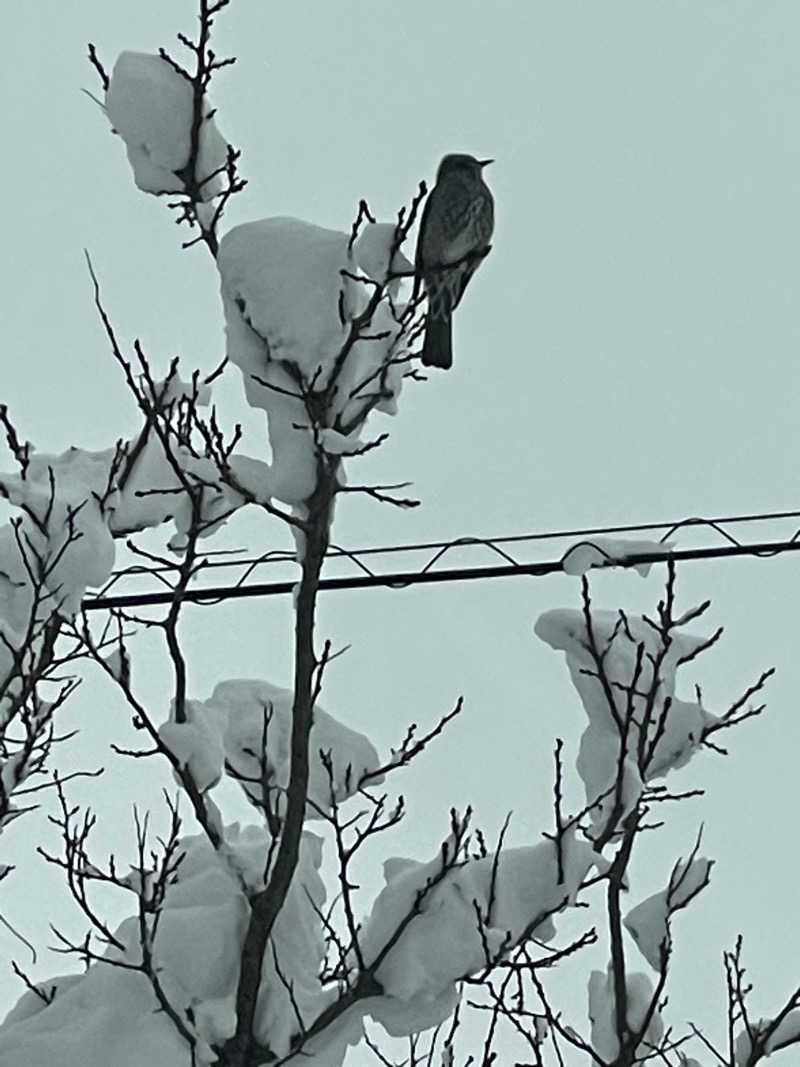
[82,508,800,611]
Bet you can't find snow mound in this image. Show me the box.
[172,679,384,816]
[0,447,118,622]
[360,828,597,1034]
[0,825,335,1065]
[217,217,412,505]
[588,966,665,1060]
[106,51,228,198]
[734,1011,800,1063]
[624,852,713,970]
[535,609,718,820]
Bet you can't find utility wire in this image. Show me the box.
[100,506,800,581]
[82,534,800,612]
[93,506,800,603]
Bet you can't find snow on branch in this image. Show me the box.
[0,260,281,857]
[161,678,383,819]
[105,51,228,201]
[0,425,122,840]
[519,564,777,1067]
[361,819,597,1014]
[96,0,244,255]
[217,211,421,509]
[534,562,771,847]
[624,830,714,971]
[3,795,334,1065]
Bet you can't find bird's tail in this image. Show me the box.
[421,315,453,370]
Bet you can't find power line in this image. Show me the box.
[82,535,800,611]
[100,507,800,583]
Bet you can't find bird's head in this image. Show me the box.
[437,153,493,179]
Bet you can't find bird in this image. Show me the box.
[414,153,494,370]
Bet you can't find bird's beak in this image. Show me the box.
[478,158,494,168]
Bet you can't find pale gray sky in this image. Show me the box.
[2,1,799,1060]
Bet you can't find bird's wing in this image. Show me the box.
[470,187,494,246]
[450,244,492,310]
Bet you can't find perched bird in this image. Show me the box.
[415,153,494,369]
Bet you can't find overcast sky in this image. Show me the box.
[2,1,800,1060]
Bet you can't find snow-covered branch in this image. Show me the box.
[96,0,244,257]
